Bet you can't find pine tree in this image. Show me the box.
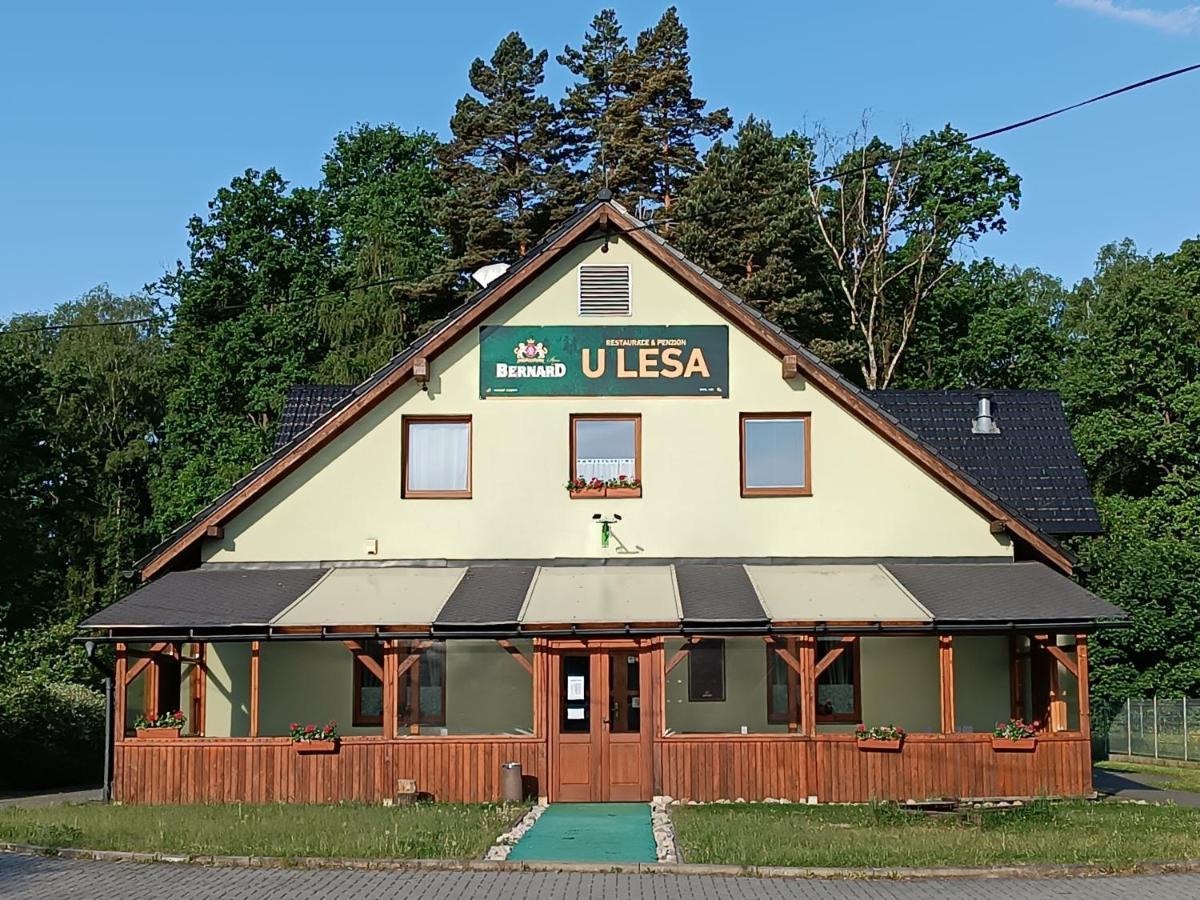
[557,9,636,195]
[441,32,579,267]
[618,7,731,213]
[675,118,844,359]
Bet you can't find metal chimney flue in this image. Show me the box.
[972,392,999,434]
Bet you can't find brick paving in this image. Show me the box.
[3,854,1200,899]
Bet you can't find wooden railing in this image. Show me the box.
[656,733,1092,803]
[114,736,546,805]
[115,732,1090,805]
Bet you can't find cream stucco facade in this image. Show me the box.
[200,235,1012,565]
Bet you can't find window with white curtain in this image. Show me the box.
[404,417,471,497]
[741,413,810,496]
[571,415,639,483]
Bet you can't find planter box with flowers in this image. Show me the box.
[566,477,606,499]
[604,475,642,498]
[855,723,905,751]
[134,710,186,739]
[566,476,642,499]
[991,718,1038,751]
[291,721,340,754]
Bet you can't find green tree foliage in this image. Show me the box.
[1058,240,1200,713]
[0,339,57,633]
[617,7,731,212]
[898,260,1066,390]
[151,169,335,529]
[674,117,841,356]
[1,290,165,685]
[558,9,636,195]
[805,126,1021,387]
[317,126,453,382]
[441,32,579,266]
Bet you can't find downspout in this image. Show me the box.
[84,640,114,803]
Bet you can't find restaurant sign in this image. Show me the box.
[479,325,728,397]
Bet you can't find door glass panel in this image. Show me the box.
[561,654,590,733]
[609,653,640,733]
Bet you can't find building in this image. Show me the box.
[81,198,1123,805]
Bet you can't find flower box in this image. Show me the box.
[135,727,181,740]
[605,486,642,498]
[568,487,606,499]
[856,738,902,752]
[293,740,339,754]
[991,737,1037,752]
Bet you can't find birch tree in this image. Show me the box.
[804,124,1020,388]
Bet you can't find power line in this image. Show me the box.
[4,60,1197,335]
[615,60,1200,235]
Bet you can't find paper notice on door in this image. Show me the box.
[567,707,585,720]
[567,675,585,700]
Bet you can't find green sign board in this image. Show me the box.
[479,325,729,397]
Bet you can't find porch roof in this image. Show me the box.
[79,559,1125,639]
[272,567,466,626]
[79,568,329,629]
[745,565,932,623]
[886,562,1125,624]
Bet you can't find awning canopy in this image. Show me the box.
[519,566,680,625]
[746,565,931,623]
[273,568,465,627]
[80,560,1125,640]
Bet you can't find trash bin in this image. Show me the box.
[500,761,523,802]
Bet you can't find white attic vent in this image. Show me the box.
[578,264,631,316]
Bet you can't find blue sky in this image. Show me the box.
[1,1,1197,318]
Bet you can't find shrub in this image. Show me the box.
[0,677,105,789]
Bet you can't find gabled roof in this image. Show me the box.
[872,390,1101,535]
[136,199,1076,580]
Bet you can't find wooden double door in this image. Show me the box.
[548,643,654,802]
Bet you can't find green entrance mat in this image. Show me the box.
[507,803,657,863]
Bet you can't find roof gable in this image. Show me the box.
[138,200,1075,579]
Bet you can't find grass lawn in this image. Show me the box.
[1097,759,1200,794]
[670,800,1200,868]
[0,802,522,860]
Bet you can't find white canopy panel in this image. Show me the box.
[519,565,682,624]
[745,564,932,623]
[272,567,467,626]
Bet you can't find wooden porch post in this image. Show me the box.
[249,640,261,738]
[114,643,127,738]
[797,635,817,736]
[938,635,956,734]
[1076,634,1091,735]
[382,639,398,739]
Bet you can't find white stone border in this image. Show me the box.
[650,796,679,863]
[484,803,547,861]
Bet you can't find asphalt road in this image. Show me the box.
[3,854,1200,900]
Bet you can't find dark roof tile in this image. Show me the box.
[873,390,1101,535]
[80,568,327,628]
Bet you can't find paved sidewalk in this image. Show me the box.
[3,854,1200,900]
[1093,768,1200,808]
[0,787,102,809]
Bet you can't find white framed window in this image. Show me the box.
[403,416,471,498]
[740,413,811,497]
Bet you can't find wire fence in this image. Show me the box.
[1106,698,1200,762]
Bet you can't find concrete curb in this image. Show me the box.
[5,843,1200,880]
